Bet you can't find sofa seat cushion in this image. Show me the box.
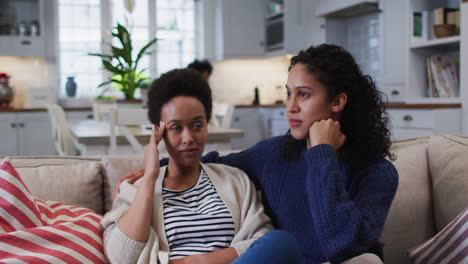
[7,156,104,215]
[0,158,106,263]
[382,142,436,264]
[428,134,468,231]
[408,207,468,264]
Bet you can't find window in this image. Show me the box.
[57,0,199,99]
[57,0,102,99]
[156,0,197,75]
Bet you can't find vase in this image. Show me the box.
[65,77,77,97]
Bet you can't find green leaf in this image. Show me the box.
[111,46,132,66]
[88,53,113,60]
[102,60,124,74]
[96,80,113,88]
[117,23,132,66]
[134,38,157,69]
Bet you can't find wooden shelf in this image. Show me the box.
[405,97,462,104]
[410,36,460,49]
[386,103,461,109]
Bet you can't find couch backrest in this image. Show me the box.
[381,137,435,264]
[6,156,105,215]
[426,135,468,231]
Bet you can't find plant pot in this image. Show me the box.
[116,99,143,108]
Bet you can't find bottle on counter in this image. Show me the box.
[253,87,260,105]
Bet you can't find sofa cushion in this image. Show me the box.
[0,158,106,263]
[408,206,468,264]
[7,156,104,215]
[382,142,436,264]
[428,134,468,231]
[101,155,145,212]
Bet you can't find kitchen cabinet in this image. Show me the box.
[268,108,289,137]
[0,0,45,57]
[380,0,407,102]
[0,113,18,155]
[230,106,288,150]
[204,0,265,61]
[66,110,93,122]
[0,112,56,156]
[258,107,288,137]
[388,108,461,141]
[231,108,267,150]
[264,0,326,57]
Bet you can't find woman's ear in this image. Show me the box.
[331,93,348,113]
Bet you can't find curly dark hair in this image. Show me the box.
[147,68,212,125]
[187,59,213,75]
[282,44,394,169]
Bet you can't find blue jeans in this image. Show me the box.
[231,230,303,264]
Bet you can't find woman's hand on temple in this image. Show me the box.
[143,122,165,180]
[308,119,346,150]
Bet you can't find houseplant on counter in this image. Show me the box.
[89,23,157,102]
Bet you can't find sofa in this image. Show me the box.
[2,134,468,264]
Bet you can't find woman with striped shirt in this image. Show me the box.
[101,69,302,264]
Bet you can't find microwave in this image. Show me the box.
[265,15,284,51]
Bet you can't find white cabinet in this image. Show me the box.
[205,0,265,61]
[0,112,55,156]
[388,108,461,141]
[66,110,93,122]
[264,0,326,57]
[259,107,288,137]
[17,112,56,155]
[231,108,267,150]
[381,0,408,102]
[0,113,19,156]
[0,0,45,57]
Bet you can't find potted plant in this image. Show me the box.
[89,23,157,101]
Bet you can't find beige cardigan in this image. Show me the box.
[100,163,273,264]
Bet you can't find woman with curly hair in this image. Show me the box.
[117,44,399,264]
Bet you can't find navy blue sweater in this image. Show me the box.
[162,136,398,263]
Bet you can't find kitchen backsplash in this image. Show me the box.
[0,57,56,108]
[209,56,290,105]
[1,55,290,108]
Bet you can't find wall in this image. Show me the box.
[209,56,290,105]
[0,57,56,108]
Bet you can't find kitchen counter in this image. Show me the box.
[235,103,462,109]
[1,103,461,113]
[0,107,92,112]
[235,104,286,108]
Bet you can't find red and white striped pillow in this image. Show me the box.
[0,158,106,263]
[408,207,468,264]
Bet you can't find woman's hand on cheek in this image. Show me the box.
[143,122,166,180]
[308,119,346,150]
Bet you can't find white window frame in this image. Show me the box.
[57,0,202,99]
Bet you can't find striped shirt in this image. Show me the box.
[162,170,235,260]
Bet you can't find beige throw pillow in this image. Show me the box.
[14,161,103,214]
[428,134,468,231]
